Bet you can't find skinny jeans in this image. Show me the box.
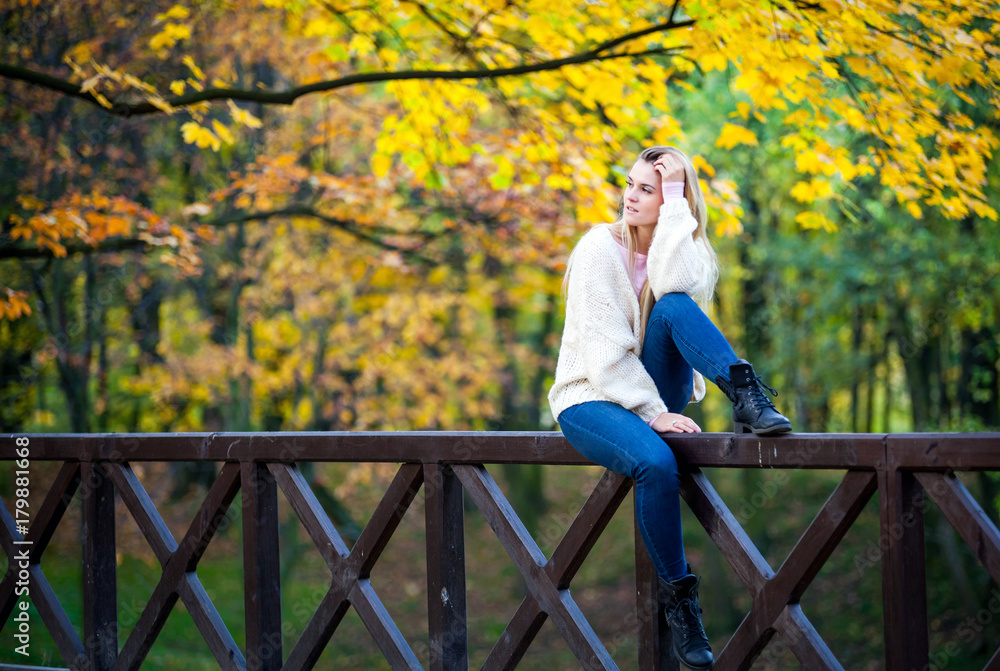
[557,292,738,581]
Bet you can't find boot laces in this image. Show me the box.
[667,597,709,641]
[748,375,778,410]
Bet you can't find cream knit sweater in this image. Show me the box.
[548,199,716,424]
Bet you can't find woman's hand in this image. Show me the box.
[652,155,686,185]
[651,412,701,433]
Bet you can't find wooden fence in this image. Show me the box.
[1,432,1000,670]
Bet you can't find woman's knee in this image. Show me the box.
[651,292,695,317]
[635,447,680,490]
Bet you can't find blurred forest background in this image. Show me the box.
[1,0,1000,668]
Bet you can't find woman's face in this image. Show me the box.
[623,159,663,229]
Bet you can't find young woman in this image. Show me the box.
[547,146,791,670]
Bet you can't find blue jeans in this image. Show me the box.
[557,293,738,581]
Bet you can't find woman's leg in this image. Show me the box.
[641,292,739,410]
[645,292,791,436]
[557,400,688,581]
[559,400,714,669]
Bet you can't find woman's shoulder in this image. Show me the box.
[573,224,617,258]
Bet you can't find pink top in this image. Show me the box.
[662,181,685,200]
[615,181,686,300]
[614,237,647,299]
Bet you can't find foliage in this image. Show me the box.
[1,4,999,663]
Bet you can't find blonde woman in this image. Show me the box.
[548,146,791,670]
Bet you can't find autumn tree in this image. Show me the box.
[2,0,999,436]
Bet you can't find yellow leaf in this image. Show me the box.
[372,154,391,177]
[180,121,220,151]
[211,119,235,145]
[16,195,45,210]
[150,23,190,51]
[228,101,262,128]
[692,155,716,177]
[148,97,176,114]
[79,74,103,94]
[790,181,815,202]
[783,109,811,126]
[795,211,837,232]
[182,55,205,81]
[169,80,186,95]
[702,51,728,72]
[123,73,154,93]
[715,123,759,149]
[156,5,189,21]
[905,201,923,219]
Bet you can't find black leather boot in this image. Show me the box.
[715,359,792,435]
[659,570,713,670]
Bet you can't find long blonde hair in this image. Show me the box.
[564,146,719,347]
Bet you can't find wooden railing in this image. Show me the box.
[2,432,1000,670]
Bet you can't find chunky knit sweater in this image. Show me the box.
[548,198,716,424]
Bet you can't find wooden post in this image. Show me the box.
[879,463,928,671]
[635,493,677,671]
[425,463,468,671]
[243,461,282,671]
[81,461,118,671]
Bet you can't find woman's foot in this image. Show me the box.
[715,359,792,435]
[659,569,714,670]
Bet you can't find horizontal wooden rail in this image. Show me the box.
[1,431,1000,671]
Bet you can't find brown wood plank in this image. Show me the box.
[177,462,242,571]
[176,574,247,671]
[22,462,81,559]
[0,463,80,564]
[716,471,874,667]
[983,645,1000,671]
[915,471,1000,586]
[679,468,773,592]
[453,464,618,670]
[268,463,348,568]
[635,501,676,671]
[886,433,1000,471]
[348,463,423,578]
[349,580,422,670]
[277,464,422,669]
[773,605,842,670]
[81,462,118,671]
[549,470,632,589]
[106,462,178,564]
[424,463,467,671]
[3,432,588,464]
[879,467,928,671]
[0,463,85,668]
[6,431,897,468]
[109,461,244,670]
[280,586,352,671]
[484,470,630,670]
[111,571,183,671]
[242,462,282,671]
[481,594,547,671]
[24,565,86,670]
[114,463,244,671]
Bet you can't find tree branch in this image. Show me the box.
[221,206,441,266]
[0,19,694,117]
[0,238,149,260]
[0,207,441,264]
